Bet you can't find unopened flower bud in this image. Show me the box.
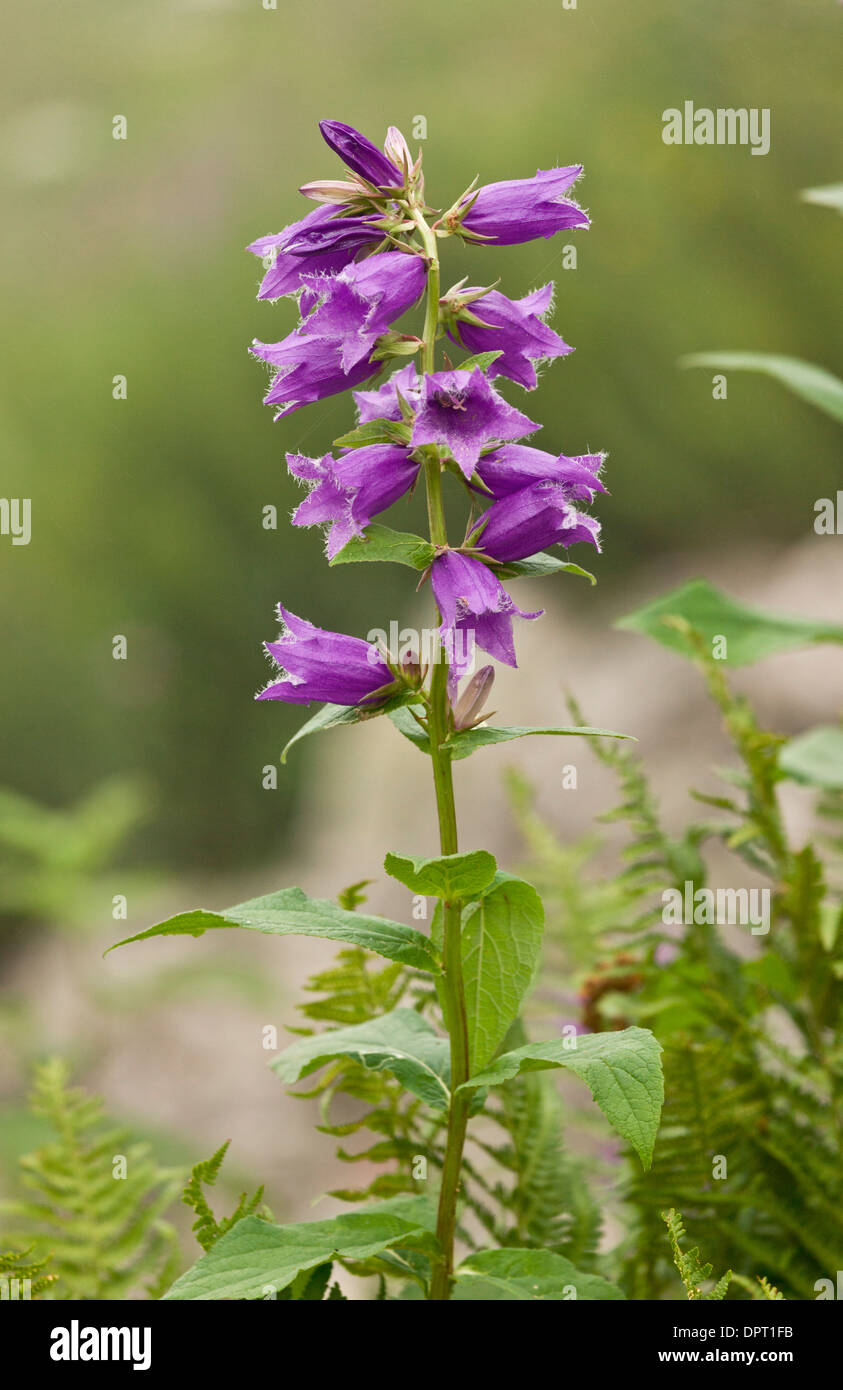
[384,126,413,178]
[299,178,370,205]
[451,665,495,730]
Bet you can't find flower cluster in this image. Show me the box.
[251,120,601,718]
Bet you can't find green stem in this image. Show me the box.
[411,204,471,1301]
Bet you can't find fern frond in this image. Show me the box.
[0,1059,181,1299]
[182,1140,268,1252]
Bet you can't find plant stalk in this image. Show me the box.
[412,204,471,1300]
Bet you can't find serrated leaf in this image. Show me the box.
[330,525,435,570]
[162,1197,437,1300]
[107,887,439,973]
[452,1248,625,1301]
[461,874,544,1070]
[281,693,422,763]
[617,579,843,666]
[779,726,843,790]
[384,849,497,900]
[271,1008,451,1110]
[680,352,843,424]
[459,1026,664,1168]
[333,418,412,449]
[495,553,596,583]
[445,724,633,761]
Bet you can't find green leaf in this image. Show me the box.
[270,1008,451,1110]
[445,724,633,761]
[384,849,497,900]
[106,887,439,974]
[162,1197,437,1300]
[332,418,412,449]
[779,726,843,790]
[801,182,843,215]
[281,693,421,763]
[680,352,843,425]
[458,350,504,373]
[459,1026,664,1168]
[495,552,596,583]
[617,579,843,666]
[330,525,435,571]
[452,1248,625,1301]
[388,705,431,754]
[461,874,544,1070]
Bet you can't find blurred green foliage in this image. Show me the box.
[0,0,839,870]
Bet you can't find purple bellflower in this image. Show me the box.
[446,284,572,390]
[257,607,395,707]
[455,166,589,245]
[475,444,606,503]
[288,445,420,558]
[300,251,426,370]
[431,550,541,677]
[319,120,406,189]
[471,480,602,562]
[247,205,382,303]
[411,368,539,478]
[251,334,377,418]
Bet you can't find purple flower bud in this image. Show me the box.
[300,252,426,371]
[257,606,394,707]
[431,551,541,675]
[457,167,589,246]
[247,205,382,302]
[319,120,404,189]
[476,444,606,503]
[471,480,601,562]
[447,284,572,390]
[353,363,421,422]
[411,369,539,478]
[288,445,420,558]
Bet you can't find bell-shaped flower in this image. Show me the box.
[431,550,541,676]
[251,334,378,418]
[257,607,395,707]
[453,167,589,245]
[471,480,601,563]
[247,205,382,302]
[476,444,606,503]
[447,284,571,390]
[300,252,426,370]
[288,445,420,558]
[411,369,539,478]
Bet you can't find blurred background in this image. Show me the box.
[0,0,840,1236]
